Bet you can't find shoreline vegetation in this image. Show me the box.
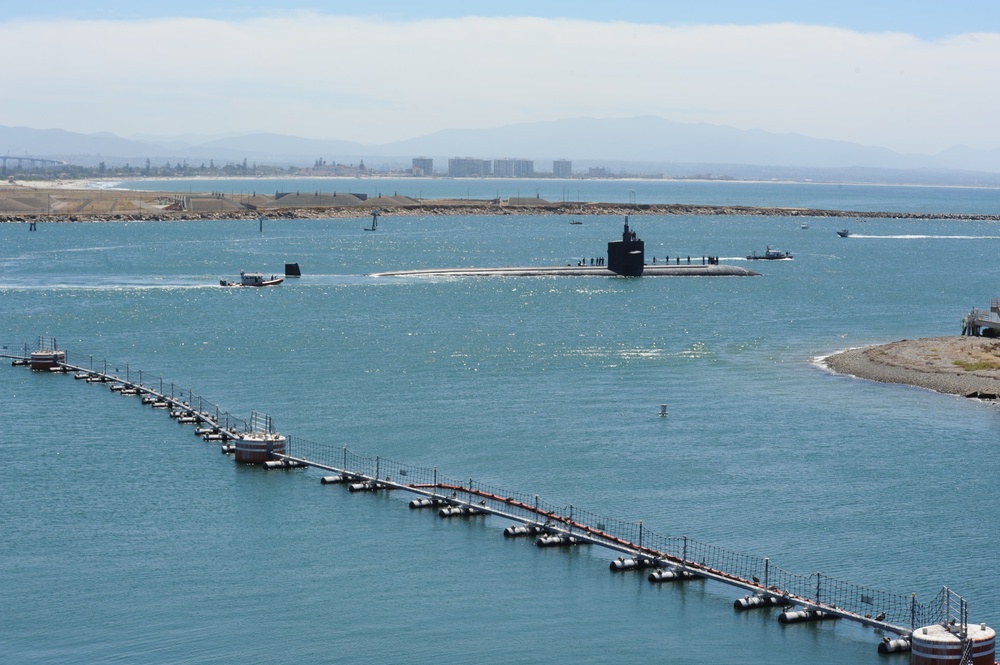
[824,336,1000,400]
[3,181,1000,222]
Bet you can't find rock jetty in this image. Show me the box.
[4,187,1000,223]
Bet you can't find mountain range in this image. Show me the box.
[3,116,1000,185]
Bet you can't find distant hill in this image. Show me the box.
[4,117,1000,184]
[377,116,935,170]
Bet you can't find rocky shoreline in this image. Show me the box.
[824,336,1000,400]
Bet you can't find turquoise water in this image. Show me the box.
[2,181,999,664]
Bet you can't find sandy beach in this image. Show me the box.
[824,336,1000,399]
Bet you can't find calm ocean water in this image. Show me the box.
[2,180,999,664]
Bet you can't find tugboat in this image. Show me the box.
[220,271,284,287]
[746,246,793,260]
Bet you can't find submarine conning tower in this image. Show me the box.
[607,217,645,276]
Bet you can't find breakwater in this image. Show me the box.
[4,199,1000,223]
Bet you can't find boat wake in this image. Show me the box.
[846,234,1000,240]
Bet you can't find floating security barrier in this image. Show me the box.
[610,557,658,571]
[648,568,699,583]
[734,594,793,611]
[438,505,487,517]
[263,459,308,470]
[409,497,450,509]
[320,474,350,484]
[777,609,840,624]
[877,637,911,654]
[536,534,586,548]
[349,481,387,492]
[503,524,545,538]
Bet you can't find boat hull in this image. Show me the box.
[220,275,284,287]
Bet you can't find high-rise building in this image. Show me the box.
[411,157,433,176]
[492,159,534,178]
[553,159,572,178]
[448,158,492,177]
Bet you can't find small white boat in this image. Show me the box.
[220,270,284,287]
[800,222,809,229]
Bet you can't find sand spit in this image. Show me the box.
[824,336,1000,399]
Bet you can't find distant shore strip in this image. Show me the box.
[4,198,1000,223]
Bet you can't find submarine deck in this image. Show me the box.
[371,264,760,278]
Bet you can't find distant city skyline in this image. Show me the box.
[3,2,1000,155]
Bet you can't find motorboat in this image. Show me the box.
[837,229,850,237]
[220,271,284,287]
[746,246,792,260]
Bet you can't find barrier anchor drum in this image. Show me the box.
[910,622,995,665]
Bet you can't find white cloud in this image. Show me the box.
[3,13,999,153]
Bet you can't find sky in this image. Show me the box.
[3,1,1000,154]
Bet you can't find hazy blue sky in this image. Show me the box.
[3,2,1000,153]
[7,1,1000,39]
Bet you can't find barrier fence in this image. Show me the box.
[1,342,973,637]
[286,435,962,632]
